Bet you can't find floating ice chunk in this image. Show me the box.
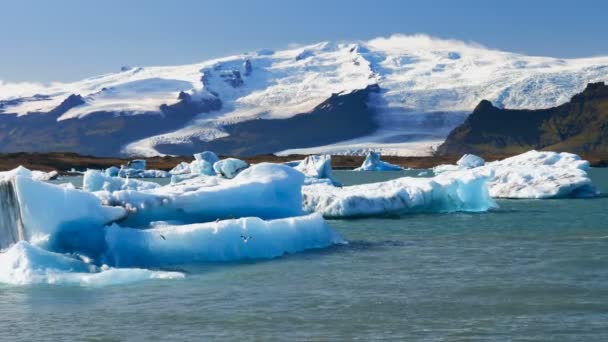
[170,161,191,175]
[303,170,496,218]
[456,154,485,168]
[295,155,332,179]
[295,155,341,186]
[105,166,120,177]
[12,177,126,246]
[432,164,462,174]
[83,170,160,192]
[354,152,403,171]
[118,168,169,178]
[194,151,220,164]
[191,151,220,176]
[0,166,57,182]
[213,158,249,178]
[435,151,597,199]
[103,213,344,267]
[99,163,304,226]
[127,160,146,170]
[0,241,183,286]
[31,170,59,181]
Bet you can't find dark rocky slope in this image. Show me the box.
[437,82,608,157]
[155,85,381,157]
[0,92,221,157]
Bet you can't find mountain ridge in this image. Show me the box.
[437,82,608,156]
[1,34,608,157]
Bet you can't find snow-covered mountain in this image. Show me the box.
[1,34,608,157]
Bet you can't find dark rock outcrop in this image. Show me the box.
[0,92,221,157]
[437,82,608,156]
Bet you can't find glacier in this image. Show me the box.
[433,151,598,199]
[2,34,608,156]
[354,152,403,171]
[302,170,496,218]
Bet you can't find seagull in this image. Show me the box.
[240,234,253,243]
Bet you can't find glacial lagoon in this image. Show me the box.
[1,169,607,340]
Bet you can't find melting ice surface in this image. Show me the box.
[434,151,599,199]
[0,163,345,286]
[8,150,591,286]
[303,169,496,218]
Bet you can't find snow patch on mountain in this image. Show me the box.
[2,34,608,156]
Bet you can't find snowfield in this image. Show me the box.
[2,34,608,156]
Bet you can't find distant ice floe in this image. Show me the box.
[354,152,403,171]
[303,169,496,218]
[434,151,598,199]
[294,155,340,186]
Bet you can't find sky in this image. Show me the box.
[1,0,607,83]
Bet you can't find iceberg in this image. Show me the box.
[10,176,126,247]
[303,170,496,218]
[213,158,249,178]
[191,151,220,176]
[127,159,147,170]
[0,241,183,286]
[354,152,403,171]
[118,168,170,178]
[0,166,58,182]
[83,169,160,192]
[103,213,344,267]
[295,155,333,179]
[169,161,191,175]
[456,154,485,168]
[0,165,346,286]
[295,155,340,186]
[105,166,120,177]
[435,151,598,199]
[97,163,305,226]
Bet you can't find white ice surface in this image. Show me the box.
[96,163,305,226]
[0,241,183,286]
[103,213,344,267]
[434,151,598,199]
[303,169,496,217]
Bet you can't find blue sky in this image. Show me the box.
[1,0,606,82]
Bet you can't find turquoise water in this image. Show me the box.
[4,169,608,340]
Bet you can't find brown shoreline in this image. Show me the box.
[0,152,606,174]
